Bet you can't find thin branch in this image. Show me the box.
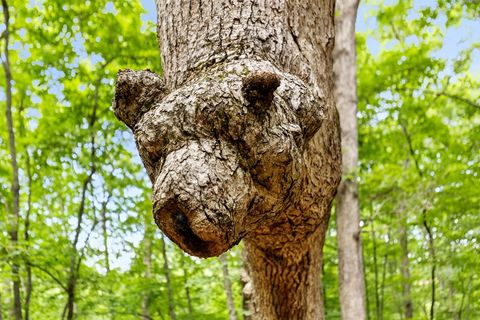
[76,214,100,275]
[438,91,480,110]
[29,263,67,292]
[398,119,423,178]
[395,87,480,110]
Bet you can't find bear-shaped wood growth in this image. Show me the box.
[113,1,341,319]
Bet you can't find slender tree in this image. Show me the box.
[398,200,413,319]
[179,254,194,318]
[240,263,253,320]
[220,254,238,320]
[65,75,103,320]
[160,234,176,320]
[142,225,153,320]
[333,0,367,319]
[23,147,33,320]
[1,1,22,319]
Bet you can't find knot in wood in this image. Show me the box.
[242,71,281,115]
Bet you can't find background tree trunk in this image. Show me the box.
[180,255,193,318]
[240,265,253,320]
[1,1,22,319]
[369,205,382,320]
[160,234,176,320]
[23,153,33,320]
[220,254,238,320]
[142,223,153,320]
[423,209,436,320]
[64,77,101,320]
[398,202,413,319]
[0,292,4,320]
[333,0,367,319]
[18,93,33,320]
[101,197,111,274]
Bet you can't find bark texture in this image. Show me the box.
[333,0,367,319]
[113,1,341,318]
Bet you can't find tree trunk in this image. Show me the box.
[219,254,238,320]
[101,196,115,320]
[101,198,111,273]
[423,209,436,320]
[24,153,33,320]
[458,274,472,320]
[114,1,341,318]
[240,260,253,320]
[1,1,22,319]
[179,255,193,318]
[65,78,100,320]
[398,203,413,319]
[370,206,382,320]
[142,221,154,320]
[65,174,92,320]
[160,234,176,320]
[333,0,367,319]
[379,232,390,320]
[0,292,4,320]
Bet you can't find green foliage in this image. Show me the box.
[0,0,478,319]
[327,1,480,319]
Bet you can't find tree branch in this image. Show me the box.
[29,263,67,292]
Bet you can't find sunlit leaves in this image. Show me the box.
[353,1,480,319]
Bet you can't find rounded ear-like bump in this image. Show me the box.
[242,71,281,115]
[113,69,166,130]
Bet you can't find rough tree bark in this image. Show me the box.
[333,0,367,319]
[113,1,341,319]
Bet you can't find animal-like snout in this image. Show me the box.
[152,140,256,257]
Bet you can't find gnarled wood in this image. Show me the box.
[113,1,340,318]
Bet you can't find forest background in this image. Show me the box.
[0,0,479,319]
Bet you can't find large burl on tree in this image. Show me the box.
[113,1,341,319]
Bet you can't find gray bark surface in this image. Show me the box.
[333,0,367,319]
[113,1,341,318]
